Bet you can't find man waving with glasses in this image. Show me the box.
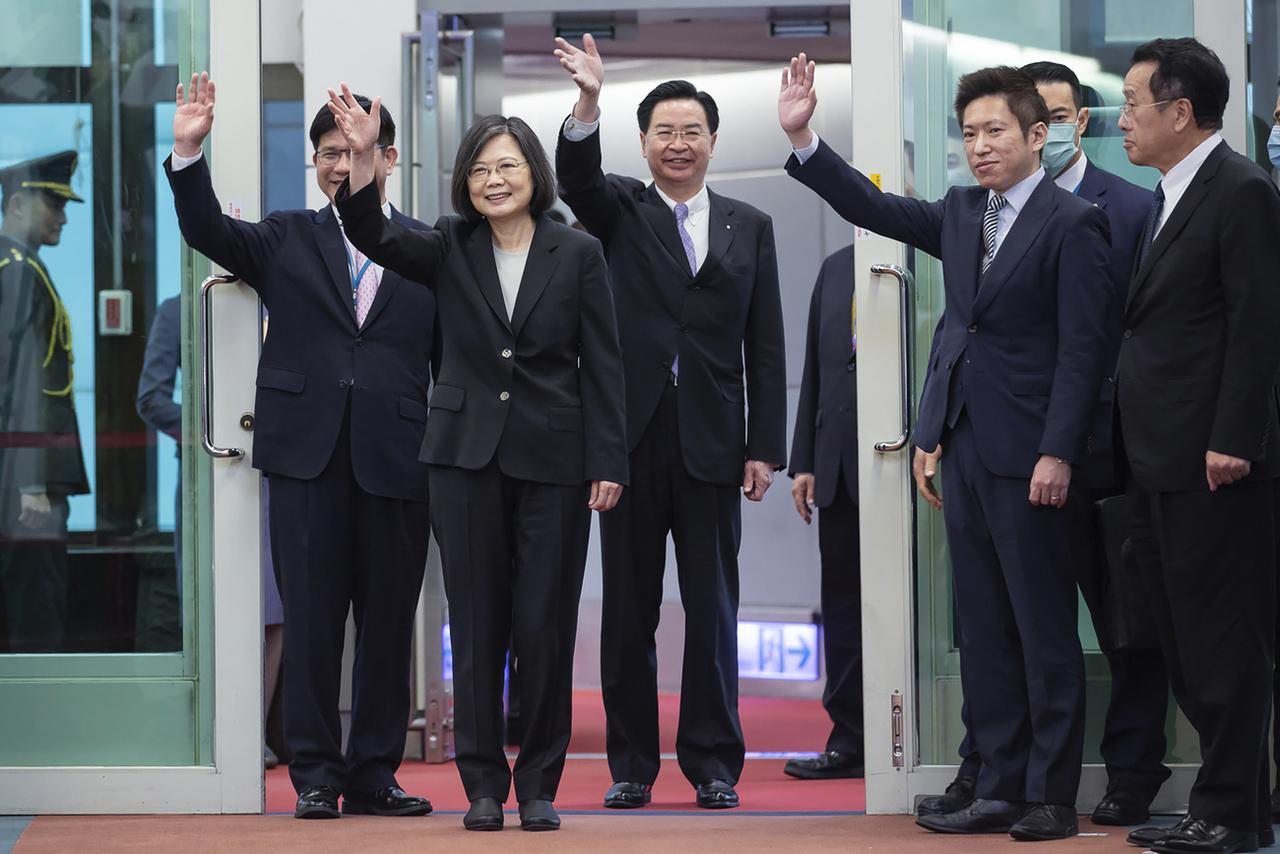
[553,35,787,811]
[165,74,438,820]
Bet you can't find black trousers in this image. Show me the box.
[954,498,1170,795]
[269,405,430,797]
[1128,477,1275,832]
[817,473,863,756]
[429,460,590,803]
[0,494,69,653]
[942,414,1085,805]
[599,382,744,786]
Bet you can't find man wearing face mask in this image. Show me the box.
[1269,81,1280,176]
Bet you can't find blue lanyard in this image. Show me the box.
[347,251,373,308]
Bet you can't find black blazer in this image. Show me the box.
[165,155,439,503]
[336,180,628,488]
[788,244,858,508]
[787,139,1112,478]
[556,126,787,485]
[1075,160,1152,490]
[1118,140,1280,493]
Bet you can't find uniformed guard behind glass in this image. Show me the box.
[0,150,90,655]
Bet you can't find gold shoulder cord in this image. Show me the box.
[1,248,74,397]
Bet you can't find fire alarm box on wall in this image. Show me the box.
[98,290,132,336]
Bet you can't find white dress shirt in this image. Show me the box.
[1154,133,1224,237]
[492,244,529,320]
[793,131,1045,259]
[1053,150,1089,194]
[169,147,391,291]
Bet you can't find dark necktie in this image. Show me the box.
[980,193,1008,276]
[1136,182,1166,270]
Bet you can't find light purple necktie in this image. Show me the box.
[672,203,698,382]
[353,248,379,326]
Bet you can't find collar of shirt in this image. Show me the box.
[1156,133,1224,233]
[652,183,710,225]
[991,166,1045,215]
[1053,151,1088,193]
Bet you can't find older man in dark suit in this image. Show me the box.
[781,57,1111,841]
[166,74,438,820]
[1115,39,1280,854]
[554,35,787,811]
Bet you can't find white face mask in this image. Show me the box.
[1268,124,1280,171]
[1041,122,1080,177]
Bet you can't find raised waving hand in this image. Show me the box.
[174,72,216,158]
[778,53,818,149]
[553,33,604,121]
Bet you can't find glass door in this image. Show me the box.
[0,0,264,812]
[854,0,1256,814]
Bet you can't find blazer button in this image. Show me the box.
[338,379,349,389]
[1123,329,1133,339]
[355,336,364,346]
[967,324,978,334]
[679,324,689,333]
[846,359,856,373]
[501,348,513,359]
[499,391,510,401]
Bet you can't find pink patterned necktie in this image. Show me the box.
[353,248,379,326]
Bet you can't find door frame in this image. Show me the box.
[852,0,1250,816]
[0,0,265,814]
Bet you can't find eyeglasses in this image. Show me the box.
[1118,99,1172,118]
[314,144,387,165]
[648,128,707,144]
[466,160,528,182]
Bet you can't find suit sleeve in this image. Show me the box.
[164,154,287,297]
[1039,206,1112,462]
[785,138,946,259]
[1208,174,1280,460]
[555,123,625,241]
[914,311,948,453]
[577,240,630,485]
[788,263,825,477]
[135,298,183,441]
[745,218,788,468]
[336,180,450,286]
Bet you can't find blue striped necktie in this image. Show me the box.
[1136,183,1166,270]
[981,193,1008,276]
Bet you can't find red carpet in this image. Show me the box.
[265,691,865,814]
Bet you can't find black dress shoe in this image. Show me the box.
[916,798,1027,834]
[1010,803,1078,841]
[1092,786,1153,826]
[695,779,740,809]
[1260,824,1274,848]
[463,797,503,831]
[1150,818,1258,853]
[783,750,864,780]
[604,781,652,809]
[295,785,341,819]
[1129,817,1193,847]
[519,800,561,832]
[341,786,432,816]
[915,775,977,817]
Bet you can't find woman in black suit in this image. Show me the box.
[329,86,628,832]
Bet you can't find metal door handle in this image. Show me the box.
[870,263,914,453]
[200,273,245,459]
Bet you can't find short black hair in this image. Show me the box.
[1131,37,1229,131]
[954,66,1049,137]
[1021,61,1083,111]
[636,80,719,134]
[309,95,395,149]
[450,115,556,224]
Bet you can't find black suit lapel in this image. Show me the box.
[698,191,737,282]
[1127,141,1228,311]
[460,221,513,332]
[358,206,410,329]
[972,174,1055,317]
[639,184,696,278]
[954,189,987,308]
[509,216,561,338]
[1078,161,1108,210]
[313,206,358,326]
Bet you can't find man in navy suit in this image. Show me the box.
[784,244,863,780]
[919,61,1172,827]
[780,58,1111,841]
[165,74,437,820]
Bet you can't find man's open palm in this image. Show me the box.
[553,33,604,97]
[174,72,215,157]
[778,54,818,134]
